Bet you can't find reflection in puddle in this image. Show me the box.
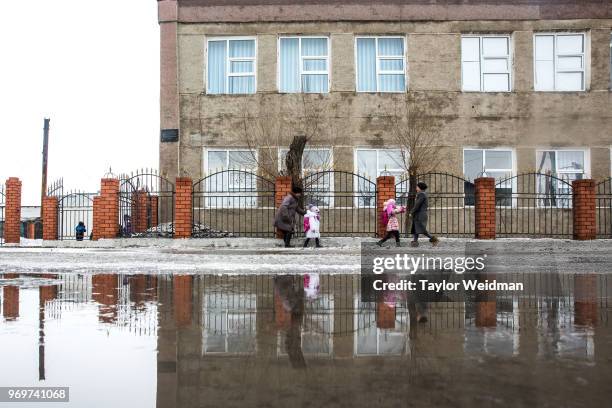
[0,272,611,407]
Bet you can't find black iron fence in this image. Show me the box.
[496,173,573,238]
[0,185,4,245]
[57,191,95,240]
[47,178,64,198]
[192,170,276,238]
[298,171,377,237]
[119,170,175,238]
[596,178,612,239]
[395,173,475,237]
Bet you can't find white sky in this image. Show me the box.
[0,0,159,205]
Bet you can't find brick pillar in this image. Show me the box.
[376,176,396,238]
[132,190,149,233]
[572,179,596,240]
[92,179,119,240]
[4,177,22,244]
[150,196,159,228]
[42,196,58,241]
[274,176,293,239]
[376,301,396,329]
[574,274,598,326]
[173,275,192,328]
[474,177,496,240]
[174,178,192,239]
[92,274,118,323]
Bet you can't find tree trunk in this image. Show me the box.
[285,135,308,206]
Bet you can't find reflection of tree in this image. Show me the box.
[274,276,306,369]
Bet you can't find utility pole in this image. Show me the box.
[41,118,50,217]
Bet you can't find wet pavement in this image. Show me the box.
[0,272,611,407]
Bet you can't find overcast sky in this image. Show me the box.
[0,0,159,205]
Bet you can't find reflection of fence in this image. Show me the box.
[298,171,377,237]
[119,170,175,238]
[57,191,95,240]
[395,173,475,237]
[596,178,612,239]
[496,173,573,238]
[0,185,4,245]
[192,170,276,238]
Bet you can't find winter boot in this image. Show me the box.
[410,241,419,248]
[429,236,439,247]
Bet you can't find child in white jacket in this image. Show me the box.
[303,205,322,248]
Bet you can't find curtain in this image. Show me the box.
[207,41,227,94]
[378,38,405,92]
[357,38,376,92]
[279,38,300,92]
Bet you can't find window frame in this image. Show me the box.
[206,36,258,95]
[355,35,407,93]
[535,148,589,208]
[277,35,331,94]
[354,148,404,208]
[533,32,587,92]
[278,147,335,207]
[461,34,513,92]
[463,147,516,207]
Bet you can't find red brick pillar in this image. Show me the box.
[92,179,120,240]
[173,275,193,328]
[92,274,118,323]
[275,176,292,239]
[132,190,149,233]
[4,177,22,244]
[474,177,496,240]
[42,196,58,241]
[574,274,598,326]
[572,179,596,240]
[376,176,396,238]
[174,178,192,239]
[376,301,396,329]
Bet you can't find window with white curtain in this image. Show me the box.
[205,149,258,208]
[464,148,514,206]
[461,35,512,92]
[278,148,333,206]
[207,37,256,94]
[536,150,586,207]
[355,149,403,207]
[356,36,406,92]
[534,33,586,91]
[279,37,329,93]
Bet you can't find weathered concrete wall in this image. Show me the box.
[167,19,612,181]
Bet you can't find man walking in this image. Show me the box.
[410,182,439,247]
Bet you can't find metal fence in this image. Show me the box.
[597,178,612,239]
[119,170,175,238]
[496,173,573,238]
[298,171,378,237]
[0,185,4,245]
[47,178,64,198]
[192,170,276,238]
[57,191,95,240]
[395,172,475,237]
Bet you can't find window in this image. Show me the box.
[203,294,257,354]
[207,37,256,94]
[461,35,512,92]
[356,37,406,92]
[279,37,329,93]
[355,149,404,207]
[279,148,333,206]
[205,149,258,207]
[534,33,586,91]
[464,149,514,205]
[536,149,586,207]
[354,297,409,356]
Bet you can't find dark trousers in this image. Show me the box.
[283,231,293,247]
[379,230,400,244]
[413,232,432,242]
[303,238,321,247]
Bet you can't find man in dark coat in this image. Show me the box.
[274,185,306,247]
[410,182,439,247]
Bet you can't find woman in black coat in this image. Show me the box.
[274,185,306,247]
[410,182,439,247]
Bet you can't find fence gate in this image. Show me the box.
[496,173,573,238]
[596,178,612,239]
[119,170,175,238]
[47,178,64,198]
[57,191,95,240]
[0,185,4,245]
[395,172,475,237]
[192,170,276,238]
[299,171,377,237]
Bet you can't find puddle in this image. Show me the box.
[0,272,611,407]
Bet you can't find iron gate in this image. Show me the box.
[119,170,175,238]
[0,185,4,246]
[57,191,95,240]
[395,172,475,238]
[47,178,64,198]
[596,178,612,239]
[299,171,377,237]
[496,173,573,238]
[192,170,276,238]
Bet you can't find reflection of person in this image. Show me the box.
[274,276,306,368]
[274,185,306,248]
[122,214,132,236]
[410,182,439,247]
[75,221,87,241]
[303,273,320,300]
[377,199,406,247]
[303,205,322,248]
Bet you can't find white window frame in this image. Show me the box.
[533,32,586,92]
[278,147,335,207]
[355,36,407,93]
[461,34,513,92]
[277,36,331,93]
[535,148,589,208]
[202,293,257,355]
[463,148,516,207]
[354,148,404,208]
[206,36,257,95]
[353,296,408,357]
